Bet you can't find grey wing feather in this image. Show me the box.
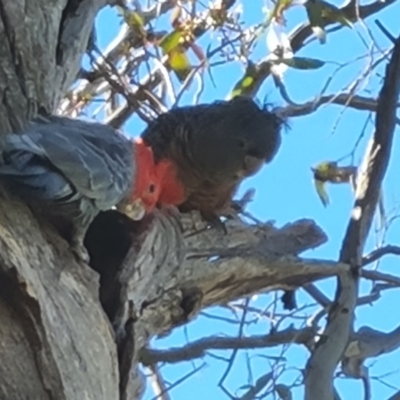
[0,116,135,210]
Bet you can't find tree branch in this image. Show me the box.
[362,245,400,266]
[387,390,400,400]
[146,364,171,400]
[361,270,400,286]
[141,327,314,365]
[238,372,273,400]
[231,0,397,99]
[278,93,400,125]
[342,324,400,396]
[304,29,400,400]
[84,209,344,396]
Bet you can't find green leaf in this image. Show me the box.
[320,0,353,28]
[241,76,254,88]
[280,57,325,69]
[168,48,192,81]
[229,62,258,99]
[125,11,144,28]
[312,161,357,206]
[305,0,353,43]
[314,179,330,207]
[265,0,294,26]
[117,7,148,40]
[312,162,357,183]
[305,0,326,43]
[275,384,293,400]
[159,30,183,54]
[312,161,337,181]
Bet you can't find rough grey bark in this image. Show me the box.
[0,0,105,132]
[85,209,338,398]
[0,192,119,399]
[0,0,118,398]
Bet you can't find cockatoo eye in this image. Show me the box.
[149,183,156,193]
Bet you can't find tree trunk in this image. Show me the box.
[0,1,116,398]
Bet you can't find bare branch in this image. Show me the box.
[219,298,250,393]
[348,325,400,361]
[361,270,400,286]
[141,327,314,365]
[238,372,273,400]
[362,245,400,266]
[342,324,400,398]
[278,93,400,125]
[148,363,206,400]
[305,278,392,313]
[387,390,400,400]
[146,365,171,400]
[342,34,400,259]
[303,283,331,307]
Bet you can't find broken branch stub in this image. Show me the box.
[86,209,341,398]
[104,210,344,338]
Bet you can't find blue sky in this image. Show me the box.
[91,1,400,398]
